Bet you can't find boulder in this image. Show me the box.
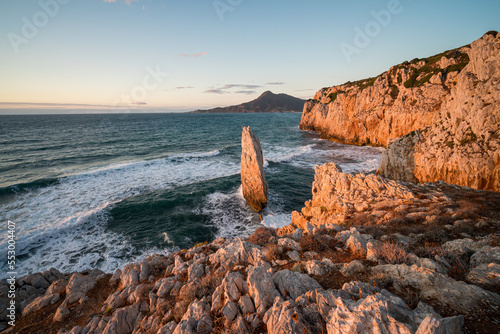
[467,262,500,289]
[272,269,322,300]
[241,126,268,211]
[246,265,280,315]
[372,263,500,313]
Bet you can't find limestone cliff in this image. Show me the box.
[300,42,470,147]
[241,126,268,212]
[378,32,500,192]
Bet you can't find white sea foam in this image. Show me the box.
[0,150,238,278]
[263,144,315,164]
[202,188,261,240]
[261,213,291,229]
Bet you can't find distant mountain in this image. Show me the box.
[191,91,305,113]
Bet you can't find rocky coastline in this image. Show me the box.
[2,32,500,334]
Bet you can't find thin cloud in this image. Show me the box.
[222,84,261,89]
[176,86,194,89]
[204,83,263,94]
[266,82,285,85]
[204,89,226,94]
[178,52,208,58]
[235,90,257,95]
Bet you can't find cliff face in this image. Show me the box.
[299,44,470,147]
[378,32,500,191]
[241,126,268,212]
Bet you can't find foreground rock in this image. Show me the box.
[5,213,500,334]
[241,126,268,211]
[378,31,500,192]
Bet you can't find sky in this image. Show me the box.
[0,0,498,113]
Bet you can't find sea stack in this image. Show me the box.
[241,126,268,212]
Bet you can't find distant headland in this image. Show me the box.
[190,91,305,113]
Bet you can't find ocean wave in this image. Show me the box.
[263,144,316,164]
[0,152,239,277]
[0,177,60,197]
[201,188,261,240]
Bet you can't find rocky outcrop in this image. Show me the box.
[378,32,500,192]
[300,43,470,147]
[282,162,452,232]
[241,126,268,211]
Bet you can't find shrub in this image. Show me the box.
[373,242,411,265]
[328,92,338,103]
[299,234,338,252]
[390,85,399,99]
[460,129,477,146]
[263,243,281,262]
[247,227,275,246]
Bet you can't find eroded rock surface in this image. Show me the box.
[241,126,268,211]
[378,32,500,192]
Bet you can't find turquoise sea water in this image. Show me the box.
[0,113,383,277]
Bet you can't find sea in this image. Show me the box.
[0,112,384,278]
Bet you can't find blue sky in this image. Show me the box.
[0,0,498,113]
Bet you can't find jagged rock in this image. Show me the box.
[415,316,464,334]
[46,279,68,295]
[231,314,250,334]
[110,269,122,285]
[277,237,301,251]
[187,262,205,281]
[340,260,366,277]
[209,238,267,270]
[65,326,82,334]
[442,238,477,257]
[264,297,316,334]
[304,259,333,276]
[467,262,500,289]
[287,250,300,262]
[238,295,255,314]
[54,305,70,322]
[223,271,246,302]
[246,265,280,315]
[272,269,322,300]
[173,297,212,334]
[173,255,187,275]
[379,33,500,192]
[372,263,500,313]
[156,276,179,298]
[415,258,446,275]
[222,300,238,323]
[241,126,268,212]
[158,321,177,334]
[284,163,451,231]
[22,293,60,316]
[66,271,102,304]
[102,301,143,334]
[120,264,140,287]
[469,246,500,266]
[211,271,248,313]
